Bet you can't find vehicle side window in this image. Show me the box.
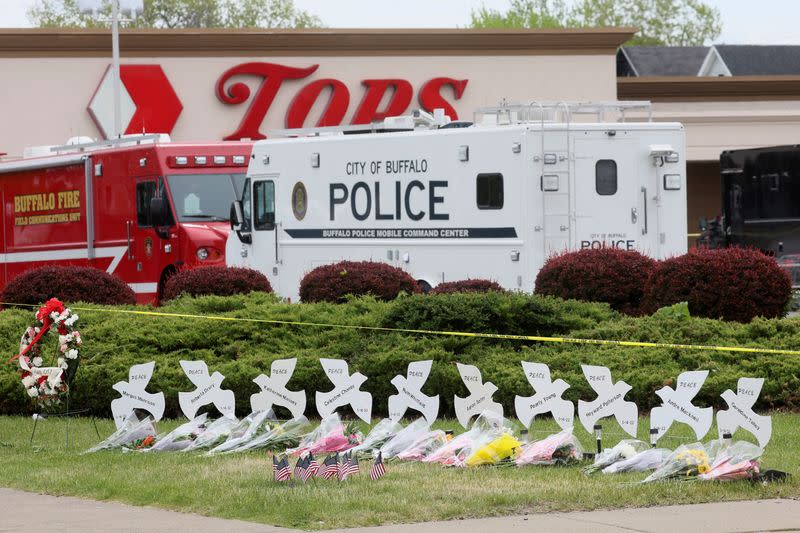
[476,173,503,209]
[241,177,252,231]
[136,181,157,226]
[596,160,617,196]
[253,180,275,230]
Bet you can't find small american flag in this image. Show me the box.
[317,454,338,480]
[339,452,359,481]
[304,453,319,481]
[370,452,386,481]
[275,455,291,482]
[294,455,307,481]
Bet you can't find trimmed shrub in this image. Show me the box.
[534,248,656,315]
[643,247,792,322]
[430,279,504,295]
[299,260,420,303]
[163,266,272,301]
[384,291,616,337]
[1,266,135,308]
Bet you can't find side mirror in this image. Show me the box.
[230,201,243,231]
[150,196,167,227]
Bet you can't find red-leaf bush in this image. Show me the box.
[534,248,656,315]
[431,279,505,295]
[163,266,272,301]
[1,266,136,308]
[299,260,420,303]
[643,247,792,322]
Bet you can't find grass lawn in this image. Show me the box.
[0,414,797,530]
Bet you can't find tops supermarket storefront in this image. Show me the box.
[2,28,799,242]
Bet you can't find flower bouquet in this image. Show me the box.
[349,418,402,457]
[424,411,510,467]
[466,432,522,467]
[515,428,583,466]
[227,416,310,453]
[396,430,448,461]
[206,410,276,455]
[147,414,210,452]
[287,413,362,456]
[643,442,711,482]
[379,418,431,459]
[699,441,762,481]
[182,416,240,452]
[583,439,650,474]
[84,413,157,453]
[602,448,672,474]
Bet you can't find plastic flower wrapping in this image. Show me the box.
[396,430,448,461]
[379,418,431,459]
[699,441,762,481]
[231,416,310,453]
[583,439,650,474]
[514,428,583,466]
[147,414,210,452]
[424,411,512,467]
[287,413,362,456]
[182,416,240,452]
[206,410,276,455]
[466,432,522,467]
[349,418,402,457]
[84,413,158,453]
[602,448,672,474]
[643,442,712,482]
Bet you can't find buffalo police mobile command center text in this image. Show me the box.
[227,102,687,300]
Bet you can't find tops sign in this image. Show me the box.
[215,62,469,140]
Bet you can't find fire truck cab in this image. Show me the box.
[0,135,253,303]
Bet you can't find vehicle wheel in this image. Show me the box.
[417,279,432,293]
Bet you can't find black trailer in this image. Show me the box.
[721,145,800,284]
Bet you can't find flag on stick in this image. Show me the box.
[294,455,306,480]
[370,452,386,481]
[318,454,338,480]
[275,455,291,482]
[340,452,359,481]
[305,453,319,480]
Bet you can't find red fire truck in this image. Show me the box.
[0,135,253,303]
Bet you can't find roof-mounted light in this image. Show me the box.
[232,155,246,165]
[174,156,188,166]
[194,156,207,165]
[213,155,226,165]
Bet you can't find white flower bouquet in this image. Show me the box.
[584,439,650,474]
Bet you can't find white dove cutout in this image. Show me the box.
[717,377,773,449]
[110,361,166,429]
[250,358,307,419]
[514,362,574,430]
[454,363,503,428]
[650,370,713,443]
[315,358,372,423]
[577,365,638,437]
[178,360,236,420]
[388,360,439,425]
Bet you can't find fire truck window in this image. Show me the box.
[596,160,617,195]
[136,181,157,226]
[253,180,275,230]
[476,173,503,209]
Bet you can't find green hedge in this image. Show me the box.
[1,292,798,419]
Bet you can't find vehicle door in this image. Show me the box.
[573,139,659,255]
[130,176,173,298]
[249,176,280,291]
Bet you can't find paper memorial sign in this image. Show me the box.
[454,363,503,428]
[178,360,236,420]
[514,361,574,430]
[111,361,166,429]
[717,377,773,449]
[30,366,63,388]
[315,358,372,423]
[250,358,306,419]
[650,370,712,442]
[388,360,439,425]
[577,364,638,437]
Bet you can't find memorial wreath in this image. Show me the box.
[12,298,81,405]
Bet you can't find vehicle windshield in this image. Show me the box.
[166,173,247,222]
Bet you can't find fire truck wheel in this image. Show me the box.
[417,280,433,294]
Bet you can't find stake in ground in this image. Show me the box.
[0,415,796,530]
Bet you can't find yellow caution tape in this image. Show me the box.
[4,301,799,356]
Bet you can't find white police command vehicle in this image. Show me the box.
[227,102,687,300]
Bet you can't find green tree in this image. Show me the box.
[27,0,323,29]
[470,0,722,46]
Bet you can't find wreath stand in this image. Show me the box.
[28,364,101,448]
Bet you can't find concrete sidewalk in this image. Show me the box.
[0,488,797,533]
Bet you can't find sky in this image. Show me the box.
[2,0,799,45]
